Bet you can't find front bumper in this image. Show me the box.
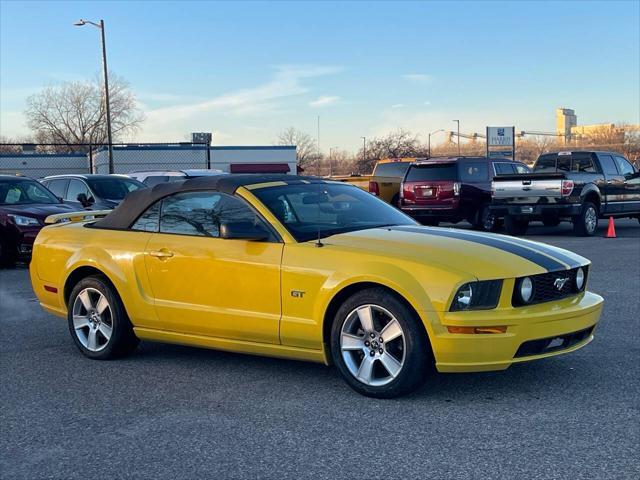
[423,291,603,373]
[490,203,581,218]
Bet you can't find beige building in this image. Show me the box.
[556,107,631,144]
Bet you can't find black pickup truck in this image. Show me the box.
[490,151,640,236]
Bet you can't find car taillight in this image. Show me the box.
[369,181,379,196]
[453,182,461,196]
[561,179,574,196]
[402,183,415,204]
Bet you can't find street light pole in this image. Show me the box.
[361,136,366,164]
[453,120,460,156]
[75,19,114,174]
[428,129,445,157]
[317,115,320,176]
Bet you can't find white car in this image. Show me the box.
[128,169,226,187]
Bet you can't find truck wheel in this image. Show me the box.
[542,217,561,227]
[572,202,598,237]
[504,216,529,236]
[330,287,432,398]
[474,205,499,232]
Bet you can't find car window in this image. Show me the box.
[252,183,416,242]
[158,191,265,238]
[571,153,597,173]
[44,179,68,198]
[460,162,489,182]
[0,179,59,205]
[374,162,411,178]
[405,164,457,181]
[143,176,171,187]
[494,162,516,175]
[534,154,557,172]
[131,202,161,232]
[66,179,91,202]
[87,178,144,201]
[613,156,635,176]
[557,155,571,172]
[598,155,619,175]
[514,163,531,174]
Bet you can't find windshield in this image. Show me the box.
[406,164,458,181]
[252,183,417,242]
[87,178,144,201]
[0,179,60,205]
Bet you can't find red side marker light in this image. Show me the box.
[44,285,58,293]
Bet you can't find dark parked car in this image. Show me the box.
[0,175,78,266]
[491,151,640,236]
[399,157,530,231]
[41,174,146,210]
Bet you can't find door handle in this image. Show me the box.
[149,249,174,259]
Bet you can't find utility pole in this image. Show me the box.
[453,120,460,156]
[75,19,114,173]
[428,129,444,157]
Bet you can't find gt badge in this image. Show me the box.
[554,277,569,290]
[291,290,306,298]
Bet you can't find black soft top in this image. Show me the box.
[94,174,326,229]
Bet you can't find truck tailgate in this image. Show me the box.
[492,173,565,199]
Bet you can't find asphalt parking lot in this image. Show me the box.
[1,219,638,480]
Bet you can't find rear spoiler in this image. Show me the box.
[44,210,112,225]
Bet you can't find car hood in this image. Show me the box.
[322,225,589,280]
[0,203,77,220]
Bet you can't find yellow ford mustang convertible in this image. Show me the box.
[30,175,603,398]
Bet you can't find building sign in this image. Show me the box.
[486,126,515,160]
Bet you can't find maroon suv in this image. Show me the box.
[0,175,77,266]
[399,157,530,231]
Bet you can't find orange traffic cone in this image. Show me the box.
[605,216,616,238]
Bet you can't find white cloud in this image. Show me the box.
[309,95,340,107]
[138,64,342,141]
[391,103,406,109]
[403,73,433,83]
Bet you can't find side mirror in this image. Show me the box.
[220,221,269,241]
[77,193,94,208]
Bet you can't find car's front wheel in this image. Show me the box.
[330,288,431,398]
[67,275,139,359]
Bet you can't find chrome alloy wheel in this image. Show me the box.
[340,304,406,387]
[585,206,597,234]
[71,288,113,352]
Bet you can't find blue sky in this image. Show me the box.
[1,0,639,150]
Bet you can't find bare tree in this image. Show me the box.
[355,129,423,172]
[276,127,317,168]
[24,74,143,146]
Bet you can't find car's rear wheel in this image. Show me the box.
[474,205,499,232]
[330,288,431,398]
[67,275,139,359]
[572,202,598,237]
[504,216,529,236]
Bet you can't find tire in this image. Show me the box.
[504,216,529,236]
[542,217,561,227]
[67,275,139,359]
[572,202,599,237]
[473,205,499,232]
[330,287,432,398]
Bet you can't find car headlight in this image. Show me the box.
[8,214,40,226]
[575,267,585,291]
[519,277,534,304]
[450,280,503,311]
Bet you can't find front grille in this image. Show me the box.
[514,326,594,358]
[512,266,588,307]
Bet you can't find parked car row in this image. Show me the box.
[367,151,640,236]
[0,169,227,266]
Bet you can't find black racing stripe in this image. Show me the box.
[392,226,567,272]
